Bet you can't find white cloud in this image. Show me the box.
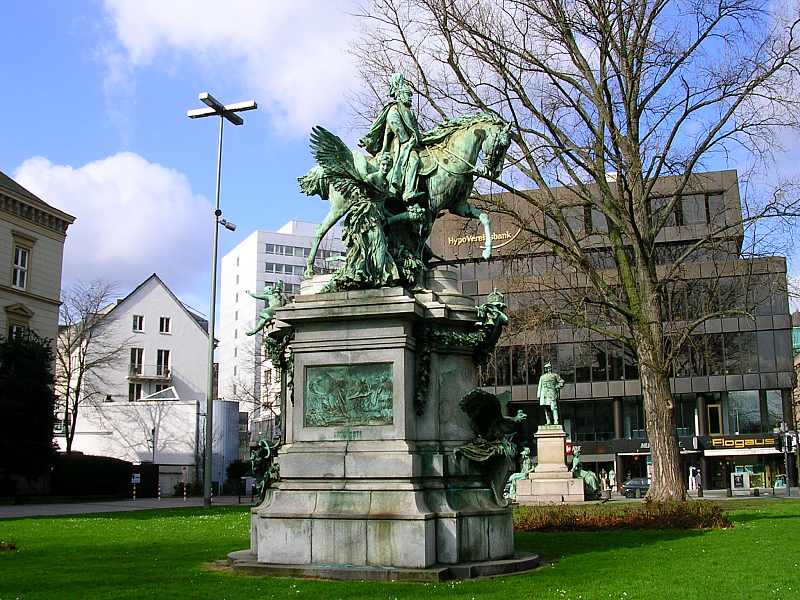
[13,153,211,295]
[101,0,360,134]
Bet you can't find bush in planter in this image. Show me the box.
[513,500,731,531]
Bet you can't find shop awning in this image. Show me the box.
[704,448,781,457]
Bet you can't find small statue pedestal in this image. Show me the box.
[229,277,539,580]
[515,425,584,504]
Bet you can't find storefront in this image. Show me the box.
[696,435,783,489]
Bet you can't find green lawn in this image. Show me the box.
[1,500,799,599]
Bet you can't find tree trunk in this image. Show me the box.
[637,335,685,501]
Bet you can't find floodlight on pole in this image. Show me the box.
[187,91,257,508]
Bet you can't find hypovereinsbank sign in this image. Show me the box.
[447,228,521,248]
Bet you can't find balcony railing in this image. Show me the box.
[128,363,171,380]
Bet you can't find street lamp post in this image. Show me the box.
[187,92,257,508]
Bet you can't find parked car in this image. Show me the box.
[622,477,651,498]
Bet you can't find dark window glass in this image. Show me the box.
[265,243,275,253]
[765,390,784,431]
[591,341,607,382]
[727,390,761,434]
[718,277,743,312]
[555,343,575,384]
[774,329,792,371]
[574,402,595,441]
[479,356,496,387]
[746,274,774,316]
[460,262,475,280]
[757,331,776,372]
[527,346,543,385]
[707,403,723,435]
[496,346,511,386]
[512,346,528,385]
[651,196,677,227]
[709,334,726,376]
[564,206,585,235]
[590,208,608,233]
[608,341,624,380]
[724,331,758,374]
[624,346,639,380]
[461,280,478,295]
[675,394,696,436]
[574,342,592,383]
[681,194,707,224]
[708,193,725,226]
[594,399,614,440]
[623,397,645,439]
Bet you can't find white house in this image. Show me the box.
[55,274,238,493]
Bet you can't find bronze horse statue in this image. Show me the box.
[298,113,512,280]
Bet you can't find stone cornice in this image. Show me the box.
[0,190,73,237]
[0,284,61,306]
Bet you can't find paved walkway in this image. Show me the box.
[0,496,253,519]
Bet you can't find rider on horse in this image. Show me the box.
[359,73,425,203]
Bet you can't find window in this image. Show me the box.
[154,384,167,393]
[236,256,240,267]
[159,316,171,334]
[727,391,761,434]
[265,262,275,273]
[681,194,707,224]
[511,346,527,385]
[265,243,275,254]
[132,315,144,332]
[156,349,170,376]
[104,394,113,402]
[235,292,239,302]
[128,383,142,401]
[130,348,143,374]
[765,390,784,431]
[495,346,511,386]
[12,246,29,289]
[234,310,238,321]
[233,365,237,376]
[235,274,239,284]
[8,323,26,339]
[707,403,723,435]
[264,369,272,386]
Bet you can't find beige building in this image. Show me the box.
[0,170,74,341]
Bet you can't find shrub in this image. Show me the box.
[51,454,133,498]
[513,500,731,531]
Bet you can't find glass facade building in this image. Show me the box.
[430,170,796,490]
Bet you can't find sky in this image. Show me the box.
[0,1,797,315]
[0,0,362,314]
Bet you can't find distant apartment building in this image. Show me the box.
[0,170,74,341]
[55,274,238,493]
[218,221,344,441]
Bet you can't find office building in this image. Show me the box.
[430,170,796,490]
[218,221,344,441]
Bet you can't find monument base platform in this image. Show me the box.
[227,550,540,582]
[515,476,585,504]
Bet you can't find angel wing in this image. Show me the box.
[309,126,368,199]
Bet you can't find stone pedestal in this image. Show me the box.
[232,279,538,579]
[516,425,584,504]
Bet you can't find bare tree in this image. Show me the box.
[55,281,128,453]
[354,0,800,499]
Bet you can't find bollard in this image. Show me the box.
[754,487,760,497]
[132,483,136,501]
[183,482,187,502]
[698,485,703,498]
[157,484,161,501]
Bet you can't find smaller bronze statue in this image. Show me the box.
[250,436,282,501]
[570,445,601,500]
[246,281,287,336]
[537,362,565,425]
[504,446,534,501]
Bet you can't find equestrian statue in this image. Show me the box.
[298,72,512,290]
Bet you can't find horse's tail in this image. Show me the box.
[297,164,330,200]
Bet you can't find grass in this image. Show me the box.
[0,499,798,599]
